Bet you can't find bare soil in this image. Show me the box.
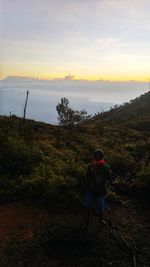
[0,197,150,267]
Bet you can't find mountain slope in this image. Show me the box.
[93,91,150,130]
[0,90,149,203]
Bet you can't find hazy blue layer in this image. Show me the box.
[0,80,148,124]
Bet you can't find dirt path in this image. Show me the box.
[0,198,150,267]
[0,201,49,242]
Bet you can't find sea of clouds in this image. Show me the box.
[0,77,148,124]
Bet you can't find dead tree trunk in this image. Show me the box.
[23,90,29,121]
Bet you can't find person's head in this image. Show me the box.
[94,148,104,160]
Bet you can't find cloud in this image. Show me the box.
[64,74,74,80]
[2,76,39,82]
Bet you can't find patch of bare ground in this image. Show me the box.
[0,198,150,267]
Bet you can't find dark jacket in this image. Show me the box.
[87,159,111,196]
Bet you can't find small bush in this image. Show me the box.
[0,136,42,177]
[137,164,150,187]
[109,152,136,174]
[106,189,118,201]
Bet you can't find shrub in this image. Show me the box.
[109,152,136,174]
[106,189,118,201]
[137,164,150,187]
[0,136,42,177]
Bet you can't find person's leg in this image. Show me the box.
[82,192,93,229]
[96,195,105,223]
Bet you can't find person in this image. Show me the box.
[83,148,111,224]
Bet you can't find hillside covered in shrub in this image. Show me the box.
[0,91,150,202]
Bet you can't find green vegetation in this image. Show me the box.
[56,97,91,126]
[0,92,150,202]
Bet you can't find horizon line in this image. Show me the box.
[1,75,149,83]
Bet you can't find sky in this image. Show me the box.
[0,0,150,81]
